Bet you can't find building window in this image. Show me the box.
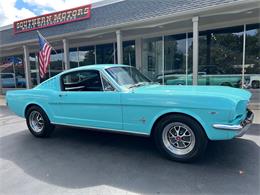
[96,43,115,64]
[49,49,64,78]
[0,55,26,89]
[78,46,95,66]
[69,48,79,68]
[29,53,40,86]
[142,37,163,81]
[198,26,244,87]
[123,40,136,66]
[245,24,260,89]
[163,33,192,85]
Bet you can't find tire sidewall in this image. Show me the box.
[26,106,54,137]
[154,114,207,162]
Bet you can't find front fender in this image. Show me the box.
[149,108,207,135]
[149,108,236,140]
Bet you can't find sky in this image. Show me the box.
[0,0,103,27]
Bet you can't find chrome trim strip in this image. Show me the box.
[51,122,150,136]
[212,110,254,136]
[213,124,242,130]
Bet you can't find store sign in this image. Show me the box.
[13,4,91,34]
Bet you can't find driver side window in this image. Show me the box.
[61,70,103,92]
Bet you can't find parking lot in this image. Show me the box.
[0,105,259,195]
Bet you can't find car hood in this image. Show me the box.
[132,84,251,102]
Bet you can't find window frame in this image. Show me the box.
[60,69,117,92]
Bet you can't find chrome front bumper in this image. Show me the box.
[213,110,254,137]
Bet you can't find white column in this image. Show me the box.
[63,39,70,70]
[135,38,142,70]
[162,35,165,85]
[113,43,116,63]
[0,71,2,94]
[35,55,40,84]
[242,24,246,88]
[116,30,123,64]
[94,45,97,64]
[192,16,199,85]
[185,32,189,85]
[23,45,32,89]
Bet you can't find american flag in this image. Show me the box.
[37,31,52,78]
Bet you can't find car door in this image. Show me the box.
[52,69,122,130]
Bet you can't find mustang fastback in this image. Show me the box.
[6,64,254,162]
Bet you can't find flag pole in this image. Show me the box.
[37,30,58,54]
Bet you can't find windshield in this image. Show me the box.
[105,66,152,88]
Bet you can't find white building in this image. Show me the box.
[0,0,259,94]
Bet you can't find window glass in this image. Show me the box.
[78,46,95,66]
[142,37,163,81]
[163,33,193,85]
[29,53,40,86]
[123,41,136,66]
[62,70,103,92]
[96,43,115,64]
[198,26,244,87]
[50,49,64,77]
[245,24,260,89]
[0,55,26,89]
[69,48,79,68]
[101,76,115,91]
[106,66,151,88]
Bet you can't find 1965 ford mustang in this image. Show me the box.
[6,64,254,162]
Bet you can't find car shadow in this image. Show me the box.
[0,126,259,194]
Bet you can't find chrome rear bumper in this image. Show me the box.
[213,110,254,137]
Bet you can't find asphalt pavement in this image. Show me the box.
[0,106,259,195]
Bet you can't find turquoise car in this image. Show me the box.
[6,64,254,162]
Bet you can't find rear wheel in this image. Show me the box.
[25,106,55,137]
[153,114,208,162]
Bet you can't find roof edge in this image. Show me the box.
[0,0,125,31]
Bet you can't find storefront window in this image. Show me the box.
[0,55,26,89]
[198,26,244,87]
[78,46,95,66]
[142,37,163,81]
[69,48,79,68]
[245,24,260,89]
[96,43,114,64]
[49,50,64,77]
[123,41,136,66]
[164,33,193,85]
[29,53,40,86]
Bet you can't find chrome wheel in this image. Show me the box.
[162,122,195,155]
[29,111,44,133]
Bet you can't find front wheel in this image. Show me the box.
[25,106,55,138]
[153,114,208,162]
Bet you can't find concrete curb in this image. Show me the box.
[0,95,5,106]
[248,103,260,110]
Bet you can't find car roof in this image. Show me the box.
[58,64,130,76]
